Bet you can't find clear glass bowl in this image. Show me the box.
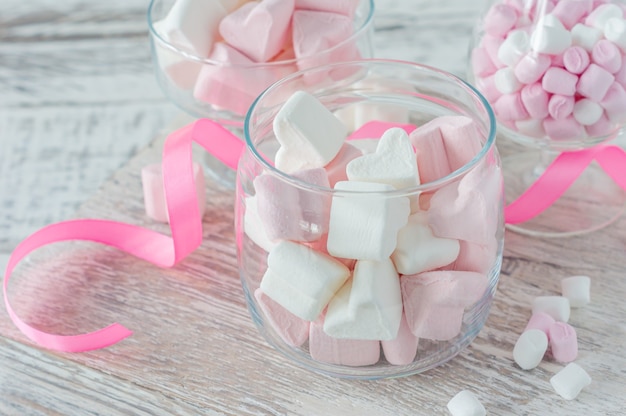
[236,60,504,379]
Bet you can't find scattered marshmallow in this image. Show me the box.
[561,275,591,307]
[446,390,486,416]
[532,296,571,323]
[141,162,205,223]
[548,321,578,363]
[550,362,592,400]
[524,311,556,336]
[513,329,549,370]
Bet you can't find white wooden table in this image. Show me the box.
[2,0,625,414]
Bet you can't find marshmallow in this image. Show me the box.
[401,271,488,340]
[532,296,571,322]
[451,239,497,274]
[447,390,486,416]
[476,74,503,103]
[514,53,551,84]
[542,67,579,95]
[219,0,294,62]
[243,196,277,252]
[432,116,484,173]
[600,82,626,122]
[585,3,623,30]
[497,30,530,66]
[158,0,228,57]
[571,23,604,52]
[294,0,360,16]
[482,36,506,69]
[513,329,549,370]
[483,3,518,38]
[494,93,530,121]
[309,316,381,366]
[563,46,591,74]
[348,138,380,155]
[323,143,363,187]
[410,121,453,183]
[577,63,616,101]
[324,258,403,341]
[273,90,347,173]
[543,116,586,140]
[549,322,578,363]
[524,311,556,335]
[548,94,575,119]
[591,39,623,73]
[561,275,591,307]
[604,18,626,51]
[391,212,460,275]
[530,14,572,55]
[141,162,205,223]
[550,363,592,400]
[552,0,593,29]
[260,241,351,321]
[254,168,331,242]
[152,21,202,90]
[472,47,498,77]
[346,127,420,191]
[494,67,523,94]
[573,98,604,125]
[327,181,410,260]
[521,82,551,119]
[515,118,546,137]
[586,113,615,136]
[381,311,419,365]
[254,288,310,347]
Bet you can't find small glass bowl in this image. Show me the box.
[235,60,504,379]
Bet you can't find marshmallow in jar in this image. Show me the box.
[469,0,626,148]
[236,60,504,379]
[148,0,375,119]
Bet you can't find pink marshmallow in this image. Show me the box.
[401,271,489,341]
[520,82,550,119]
[254,168,331,242]
[542,66,579,95]
[548,94,576,119]
[591,39,623,74]
[551,52,565,68]
[585,113,615,137]
[254,288,310,347]
[615,60,626,88]
[476,75,503,103]
[563,46,591,74]
[482,35,506,69]
[552,0,593,29]
[543,116,586,140]
[450,239,498,275]
[577,63,616,101]
[524,312,556,337]
[548,321,578,363]
[472,47,498,77]
[438,116,484,172]
[483,4,519,37]
[308,316,381,366]
[410,121,453,183]
[494,93,530,121]
[141,162,205,223]
[600,82,626,123]
[219,0,294,62]
[323,143,363,187]
[381,311,419,365]
[295,0,359,17]
[514,53,551,84]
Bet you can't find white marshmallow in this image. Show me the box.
[550,362,592,400]
[346,127,420,191]
[497,29,530,66]
[391,212,460,275]
[604,18,626,51]
[532,296,571,323]
[243,196,276,252]
[158,0,228,57]
[274,91,347,173]
[585,3,623,31]
[571,23,604,52]
[530,14,572,55]
[323,258,403,341]
[494,67,523,94]
[513,329,549,370]
[327,181,410,261]
[260,241,350,321]
[446,390,486,416]
[573,99,604,125]
[561,275,591,307]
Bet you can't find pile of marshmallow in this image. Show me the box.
[242,91,502,367]
[471,0,626,140]
[154,0,364,115]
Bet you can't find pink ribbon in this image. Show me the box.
[4,117,626,352]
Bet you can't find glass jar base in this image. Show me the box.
[503,151,626,238]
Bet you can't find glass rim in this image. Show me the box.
[243,58,498,196]
[146,0,376,68]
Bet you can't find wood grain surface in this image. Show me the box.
[2,0,625,415]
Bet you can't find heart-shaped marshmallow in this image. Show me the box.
[346,127,420,191]
[219,0,294,62]
[323,258,403,341]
